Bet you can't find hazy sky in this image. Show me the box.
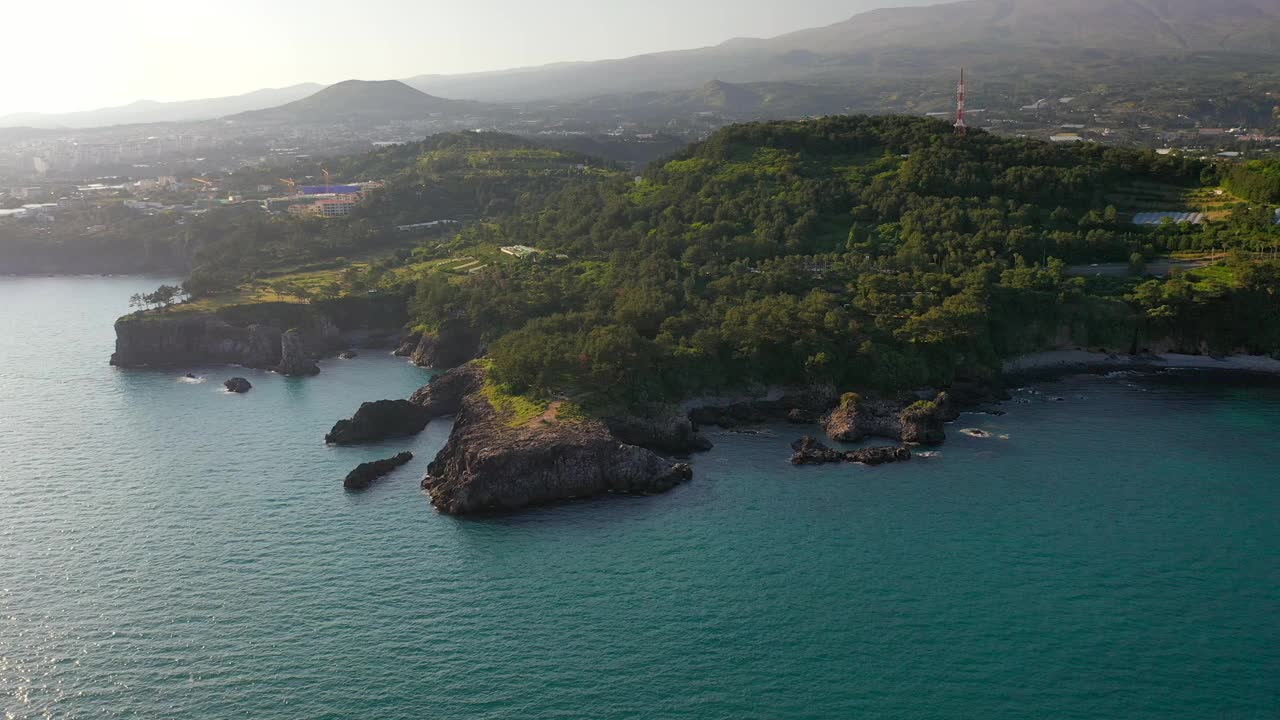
[0,0,931,116]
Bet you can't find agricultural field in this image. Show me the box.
[1105,181,1241,221]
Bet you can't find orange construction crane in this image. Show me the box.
[191,177,214,187]
[279,178,297,193]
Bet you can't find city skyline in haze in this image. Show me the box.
[0,0,935,117]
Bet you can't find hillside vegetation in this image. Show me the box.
[397,116,1280,407]
[179,133,615,294]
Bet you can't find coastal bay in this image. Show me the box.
[2,275,1278,719]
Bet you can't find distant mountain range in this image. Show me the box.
[0,84,323,129]
[405,0,1280,101]
[4,0,1279,130]
[226,80,483,125]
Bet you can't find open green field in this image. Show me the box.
[172,243,521,314]
[1105,181,1241,221]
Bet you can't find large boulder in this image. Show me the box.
[326,400,431,446]
[899,400,947,446]
[790,436,847,464]
[344,452,414,490]
[821,392,948,447]
[409,364,484,416]
[424,378,693,515]
[276,329,320,377]
[223,377,252,393]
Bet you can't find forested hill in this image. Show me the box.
[408,116,1280,406]
[135,133,614,292]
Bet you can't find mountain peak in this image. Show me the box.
[229,79,475,124]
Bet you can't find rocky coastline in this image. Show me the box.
[110,297,405,372]
[687,378,1006,449]
[324,365,483,446]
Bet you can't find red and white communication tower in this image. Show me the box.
[955,67,967,136]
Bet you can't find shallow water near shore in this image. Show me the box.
[2,276,1279,719]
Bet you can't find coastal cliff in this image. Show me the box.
[406,318,482,369]
[111,296,405,370]
[423,369,693,515]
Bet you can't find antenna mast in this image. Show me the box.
[955,67,967,136]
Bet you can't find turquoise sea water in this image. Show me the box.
[1,275,1278,719]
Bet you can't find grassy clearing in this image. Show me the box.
[172,242,517,315]
[1107,183,1241,221]
[480,378,550,428]
[1184,263,1239,289]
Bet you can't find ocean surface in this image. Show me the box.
[1,275,1278,720]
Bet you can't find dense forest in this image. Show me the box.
[1223,160,1280,204]
[394,116,1280,407]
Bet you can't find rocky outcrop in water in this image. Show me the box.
[409,365,483,416]
[326,400,431,446]
[604,413,713,455]
[338,350,358,360]
[344,452,414,490]
[224,377,252,393]
[424,381,693,515]
[822,393,948,446]
[789,437,911,466]
[277,330,320,377]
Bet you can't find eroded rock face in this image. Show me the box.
[224,377,252,393]
[276,330,320,377]
[325,400,430,445]
[344,452,414,490]
[408,365,483,417]
[789,436,911,466]
[424,391,693,515]
[393,332,421,358]
[604,413,713,456]
[112,317,282,369]
[410,319,482,369]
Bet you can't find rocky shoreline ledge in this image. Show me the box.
[1005,350,1280,378]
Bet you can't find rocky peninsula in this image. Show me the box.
[423,376,692,515]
